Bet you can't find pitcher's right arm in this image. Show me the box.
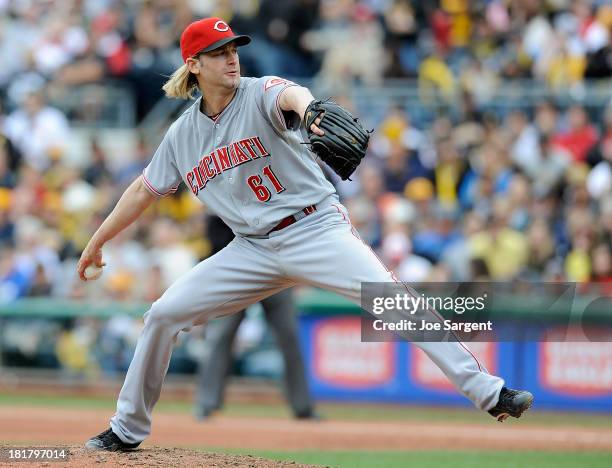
[77,175,157,281]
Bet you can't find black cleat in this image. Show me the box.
[84,428,141,451]
[294,409,324,421]
[488,387,534,422]
[194,406,215,422]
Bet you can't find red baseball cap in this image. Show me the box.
[180,17,251,62]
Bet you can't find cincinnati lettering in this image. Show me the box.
[186,136,270,196]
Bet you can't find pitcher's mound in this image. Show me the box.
[0,446,319,468]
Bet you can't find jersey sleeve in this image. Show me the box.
[254,76,302,133]
[142,127,181,197]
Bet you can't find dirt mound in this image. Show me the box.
[0,446,318,468]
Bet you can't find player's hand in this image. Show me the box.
[77,242,106,282]
[309,115,325,136]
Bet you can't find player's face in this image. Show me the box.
[195,43,240,90]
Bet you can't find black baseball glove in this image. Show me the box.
[303,100,371,180]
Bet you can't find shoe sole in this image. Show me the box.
[84,441,140,452]
[496,393,534,422]
[84,445,140,452]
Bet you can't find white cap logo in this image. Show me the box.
[214,20,229,32]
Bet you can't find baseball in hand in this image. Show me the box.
[84,264,104,281]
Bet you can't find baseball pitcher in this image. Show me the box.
[78,17,533,451]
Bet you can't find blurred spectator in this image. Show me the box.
[0,108,22,174]
[0,196,15,247]
[383,0,420,77]
[418,46,455,103]
[3,90,70,171]
[460,141,513,214]
[552,104,598,163]
[565,230,593,282]
[115,133,152,188]
[306,1,384,86]
[584,4,612,78]
[599,195,612,247]
[382,140,432,193]
[143,264,165,302]
[28,263,53,297]
[587,137,612,200]
[381,231,432,282]
[55,318,99,376]
[148,217,198,288]
[233,0,320,77]
[507,109,541,177]
[98,315,142,374]
[345,195,381,248]
[524,217,556,277]
[531,135,571,198]
[0,247,30,301]
[441,210,485,280]
[506,174,532,231]
[534,99,560,137]
[97,224,150,300]
[470,257,491,281]
[459,57,499,105]
[411,203,459,262]
[591,242,612,283]
[83,137,112,186]
[61,167,97,213]
[539,32,586,89]
[432,136,466,208]
[0,144,17,188]
[469,198,529,280]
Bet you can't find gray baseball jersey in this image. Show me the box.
[142,76,336,236]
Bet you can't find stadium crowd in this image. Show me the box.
[0,0,610,374]
[0,0,610,116]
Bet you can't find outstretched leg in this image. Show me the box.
[277,202,508,412]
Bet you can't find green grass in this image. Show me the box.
[0,392,610,428]
[210,449,612,468]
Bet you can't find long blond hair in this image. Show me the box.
[162,63,200,100]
